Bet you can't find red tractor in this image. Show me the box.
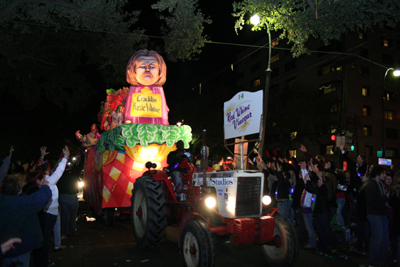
[131,160,298,267]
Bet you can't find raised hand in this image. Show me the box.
[300,144,307,152]
[40,146,50,158]
[9,146,14,157]
[62,146,70,159]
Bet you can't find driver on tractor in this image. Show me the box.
[167,140,189,200]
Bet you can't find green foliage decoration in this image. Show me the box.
[97,123,192,153]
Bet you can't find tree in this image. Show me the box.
[0,0,210,110]
[233,0,400,57]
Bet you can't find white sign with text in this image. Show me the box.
[224,90,263,139]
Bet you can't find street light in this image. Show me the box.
[250,14,272,153]
[381,68,400,158]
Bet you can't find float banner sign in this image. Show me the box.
[224,90,263,139]
[130,87,162,118]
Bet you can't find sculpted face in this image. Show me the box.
[135,56,159,85]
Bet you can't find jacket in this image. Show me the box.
[58,158,84,195]
[365,179,388,216]
[44,158,67,215]
[0,185,51,258]
[305,181,329,214]
[273,171,291,201]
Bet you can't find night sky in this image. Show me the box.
[0,1,265,164]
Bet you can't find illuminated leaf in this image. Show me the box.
[137,124,157,147]
[126,135,140,148]
[121,124,133,137]
[160,125,180,146]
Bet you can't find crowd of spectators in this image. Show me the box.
[0,145,82,267]
[3,140,400,267]
[247,144,399,267]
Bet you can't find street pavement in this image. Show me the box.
[47,200,392,267]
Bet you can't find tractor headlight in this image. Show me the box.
[262,195,272,205]
[205,197,216,208]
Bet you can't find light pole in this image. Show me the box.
[381,68,400,158]
[250,14,272,153]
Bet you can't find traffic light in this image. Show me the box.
[345,131,354,151]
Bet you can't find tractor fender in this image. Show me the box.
[143,169,178,202]
[143,169,169,181]
[178,212,208,248]
[264,207,280,217]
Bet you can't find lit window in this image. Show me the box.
[362,87,370,97]
[330,126,338,134]
[383,39,389,47]
[384,91,396,102]
[318,64,342,76]
[323,84,337,94]
[289,150,297,158]
[290,131,297,140]
[363,105,371,116]
[363,125,372,136]
[271,54,279,63]
[252,79,261,87]
[385,110,395,120]
[326,145,335,155]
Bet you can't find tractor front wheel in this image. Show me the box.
[260,214,298,267]
[131,176,167,250]
[180,219,215,267]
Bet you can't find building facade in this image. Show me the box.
[235,27,400,168]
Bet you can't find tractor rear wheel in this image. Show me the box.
[260,214,298,267]
[180,219,215,267]
[131,176,167,250]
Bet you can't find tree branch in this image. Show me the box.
[275,0,294,18]
[0,0,102,21]
[176,0,190,38]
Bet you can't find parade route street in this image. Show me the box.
[48,200,372,267]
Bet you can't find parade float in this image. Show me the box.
[79,50,192,223]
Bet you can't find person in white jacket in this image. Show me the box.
[36,146,69,267]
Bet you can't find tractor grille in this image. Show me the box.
[235,176,262,217]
